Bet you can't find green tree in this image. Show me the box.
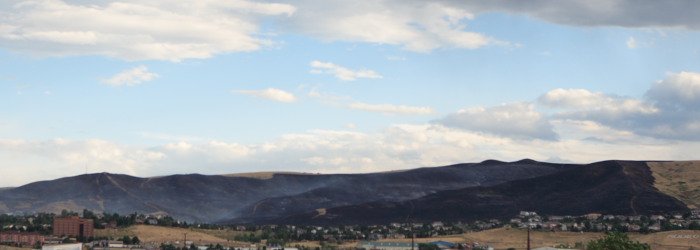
[586,231,651,250]
[122,235,132,245]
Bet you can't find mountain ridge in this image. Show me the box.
[252,160,688,225]
[0,159,692,225]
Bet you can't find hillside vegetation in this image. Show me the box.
[648,161,700,209]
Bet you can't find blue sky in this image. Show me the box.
[1,0,700,187]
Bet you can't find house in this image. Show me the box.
[0,231,45,247]
[108,241,124,248]
[356,241,418,250]
[548,216,564,222]
[585,213,601,220]
[628,215,642,221]
[520,211,537,217]
[386,234,406,239]
[650,215,666,221]
[541,222,560,230]
[44,237,63,245]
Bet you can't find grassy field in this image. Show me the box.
[95,225,700,249]
[648,161,700,209]
[344,228,601,249]
[0,246,26,250]
[94,225,251,247]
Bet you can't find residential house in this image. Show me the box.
[0,231,45,247]
[356,241,418,250]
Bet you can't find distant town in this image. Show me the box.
[2,209,700,250]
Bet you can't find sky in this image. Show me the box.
[1,0,700,187]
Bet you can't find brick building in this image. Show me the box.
[53,216,94,238]
[0,231,45,246]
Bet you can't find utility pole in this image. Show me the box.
[411,229,415,250]
[527,225,531,250]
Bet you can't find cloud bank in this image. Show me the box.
[310,61,382,81]
[0,0,295,61]
[2,0,697,61]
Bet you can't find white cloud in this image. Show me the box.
[0,0,296,61]
[626,36,654,49]
[137,132,205,143]
[100,65,159,86]
[347,102,434,115]
[0,138,165,186]
[434,102,558,140]
[626,37,638,49]
[1,0,697,62]
[6,121,700,187]
[310,60,382,81]
[536,73,700,140]
[646,71,700,110]
[538,88,658,114]
[234,88,296,103]
[286,0,503,52]
[386,56,407,61]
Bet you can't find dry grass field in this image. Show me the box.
[95,225,251,247]
[648,161,700,209]
[0,246,26,250]
[221,172,315,179]
[631,230,700,250]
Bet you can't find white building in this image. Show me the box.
[43,243,83,250]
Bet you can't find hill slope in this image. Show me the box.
[648,161,700,209]
[0,159,573,223]
[261,161,688,225]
